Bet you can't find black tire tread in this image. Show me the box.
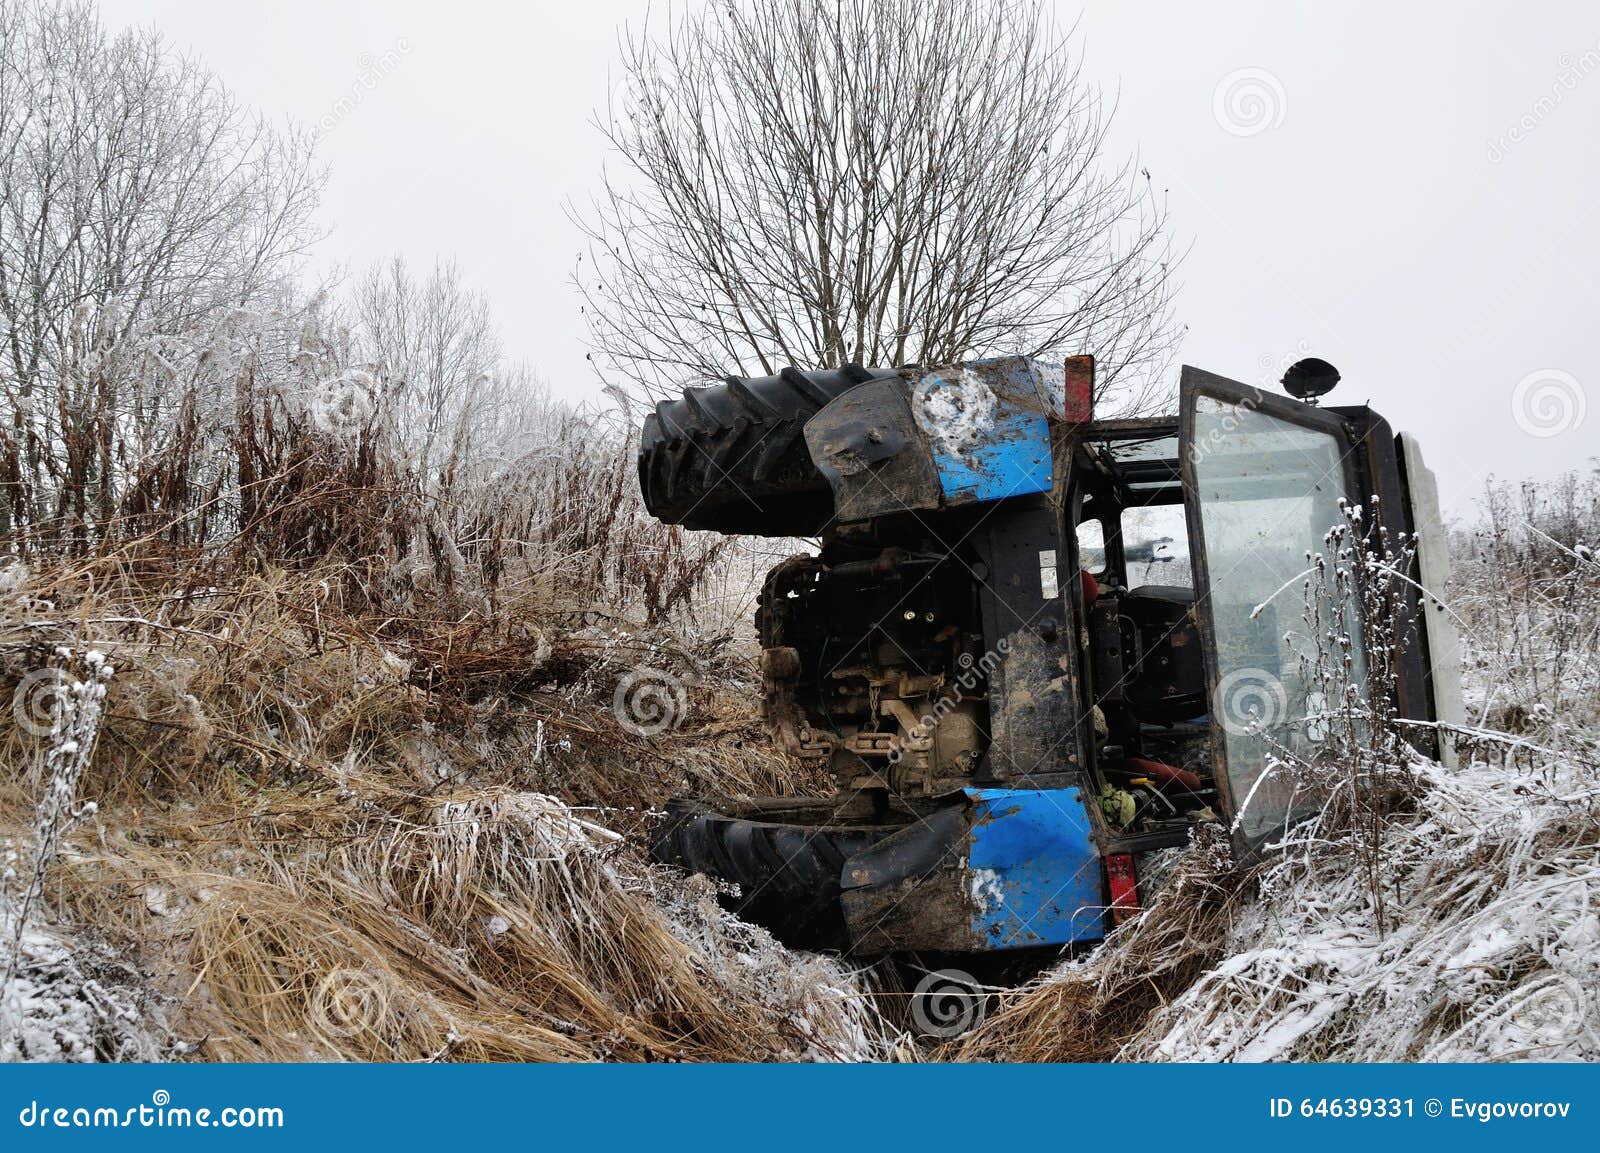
[650,800,894,951]
[638,363,894,536]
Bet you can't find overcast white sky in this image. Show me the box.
[97,0,1599,514]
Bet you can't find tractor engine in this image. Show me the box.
[757,537,992,804]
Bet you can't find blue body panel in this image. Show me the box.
[964,787,1105,948]
[910,363,1055,504]
[929,408,1052,503]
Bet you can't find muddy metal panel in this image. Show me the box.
[972,501,1083,789]
[804,355,1094,520]
[838,788,1104,953]
[907,357,1066,504]
[966,788,1103,947]
[804,378,945,521]
[913,375,1051,503]
[908,355,1094,505]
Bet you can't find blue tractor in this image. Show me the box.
[642,357,1461,966]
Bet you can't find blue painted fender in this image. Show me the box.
[838,786,1107,953]
[964,787,1106,948]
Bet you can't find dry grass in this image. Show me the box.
[0,556,863,1063]
[56,789,885,1062]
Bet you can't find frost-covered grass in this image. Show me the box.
[1125,755,1598,1061]
[0,915,165,1063]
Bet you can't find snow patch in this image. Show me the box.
[1127,756,1600,1062]
[0,915,167,1062]
[968,867,1005,914]
[912,369,997,460]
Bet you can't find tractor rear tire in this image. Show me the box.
[637,364,892,536]
[650,799,894,951]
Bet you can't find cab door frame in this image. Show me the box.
[1177,366,1401,858]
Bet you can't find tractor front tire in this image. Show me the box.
[650,800,892,952]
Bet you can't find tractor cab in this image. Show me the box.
[642,357,1462,958]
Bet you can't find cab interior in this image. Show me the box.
[1071,419,1219,845]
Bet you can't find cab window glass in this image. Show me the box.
[1121,504,1191,589]
[1189,395,1367,850]
[1076,518,1105,576]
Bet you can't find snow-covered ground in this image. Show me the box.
[1126,755,1598,1061]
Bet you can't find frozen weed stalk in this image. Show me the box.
[2,649,114,1058]
[1252,497,1429,931]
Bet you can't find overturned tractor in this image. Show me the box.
[642,357,1462,961]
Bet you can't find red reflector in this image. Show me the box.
[1105,853,1139,925]
[1062,356,1094,423]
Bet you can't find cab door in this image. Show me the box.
[1177,367,1370,857]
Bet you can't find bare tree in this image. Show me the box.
[0,0,322,547]
[352,257,502,492]
[580,0,1180,411]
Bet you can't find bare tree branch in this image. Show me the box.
[578,0,1182,414]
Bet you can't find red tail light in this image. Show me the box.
[1061,356,1094,422]
[1105,853,1140,926]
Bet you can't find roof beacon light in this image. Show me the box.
[1281,357,1341,404]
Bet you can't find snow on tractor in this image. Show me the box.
[641,357,1463,965]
